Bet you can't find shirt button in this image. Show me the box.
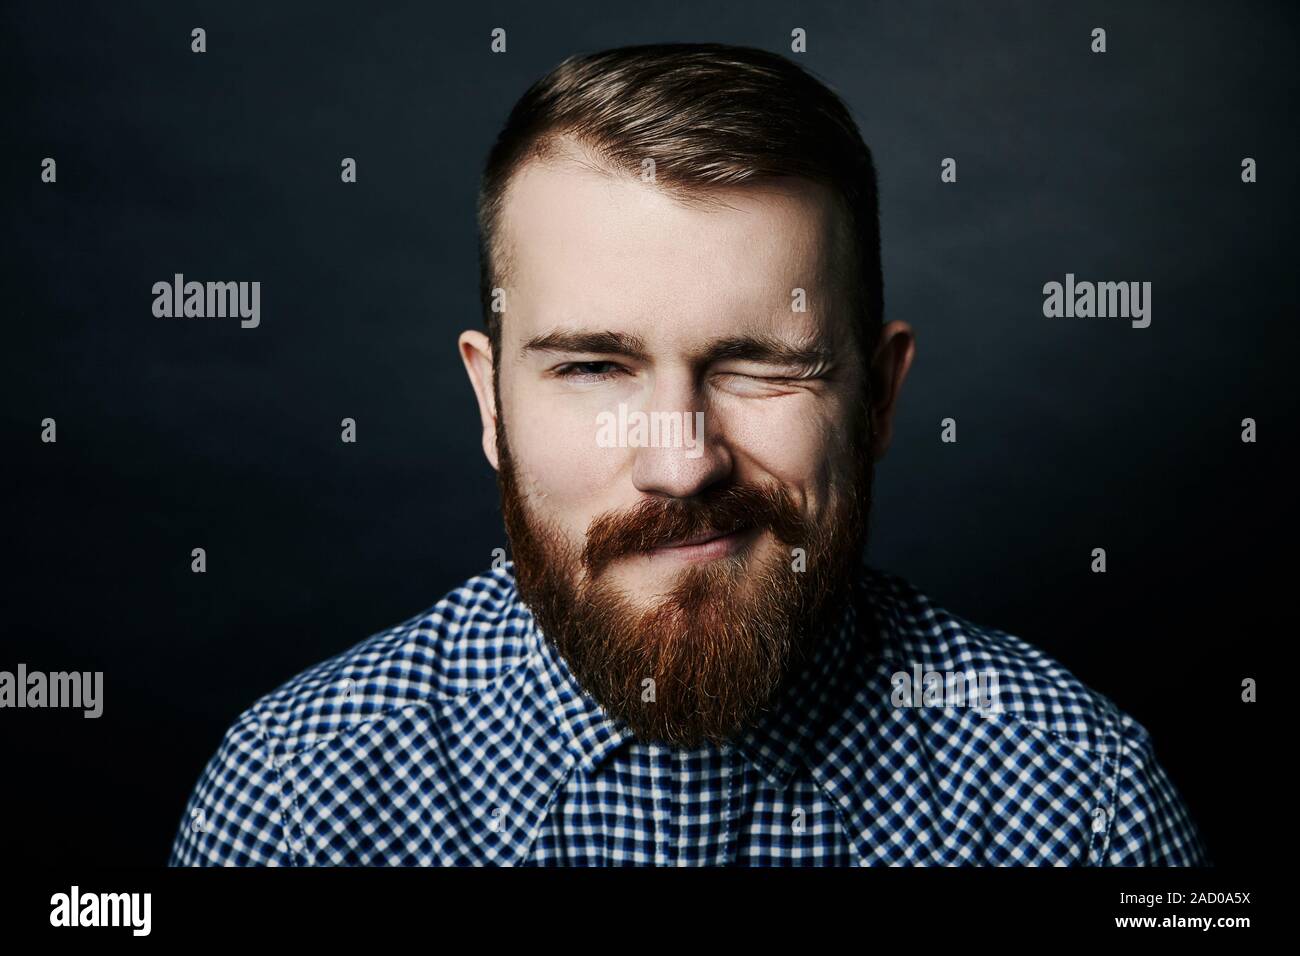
[1091,808,1107,833]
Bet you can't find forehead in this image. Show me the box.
[496,145,852,349]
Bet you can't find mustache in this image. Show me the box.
[581,481,809,575]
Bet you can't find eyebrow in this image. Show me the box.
[521,329,831,369]
[522,329,649,360]
[695,334,832,368]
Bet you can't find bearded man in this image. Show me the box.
[170,43,1206,867]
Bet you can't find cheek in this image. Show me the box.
[506,391,625,522]
[721,398,848,508]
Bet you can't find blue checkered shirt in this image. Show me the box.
[169,563,1208,866]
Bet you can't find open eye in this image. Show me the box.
[553,361,626,381]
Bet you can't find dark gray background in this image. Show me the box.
[4,0,1291,867]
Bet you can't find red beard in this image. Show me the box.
[495,401,872,748]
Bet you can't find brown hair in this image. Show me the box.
[476,42,884,369]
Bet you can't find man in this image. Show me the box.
[170,43,1207,866]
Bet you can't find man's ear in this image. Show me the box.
[867,320,916,462]
[459,329,499,471]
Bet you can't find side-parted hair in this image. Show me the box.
[476,42,884,367]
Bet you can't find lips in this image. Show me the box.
[650,524,749,551]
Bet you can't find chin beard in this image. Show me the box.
[494,408,872,749]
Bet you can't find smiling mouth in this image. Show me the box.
[643,525,756,563]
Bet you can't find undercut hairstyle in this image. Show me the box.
[475,41,884,377]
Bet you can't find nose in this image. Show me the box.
[629,377,732,498]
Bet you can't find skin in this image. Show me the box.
[460,138,915,607]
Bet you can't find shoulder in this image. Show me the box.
[169,565,532,866]
[244,564,531,755]
[857,566,1209,866]
[862,565,1119,751]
